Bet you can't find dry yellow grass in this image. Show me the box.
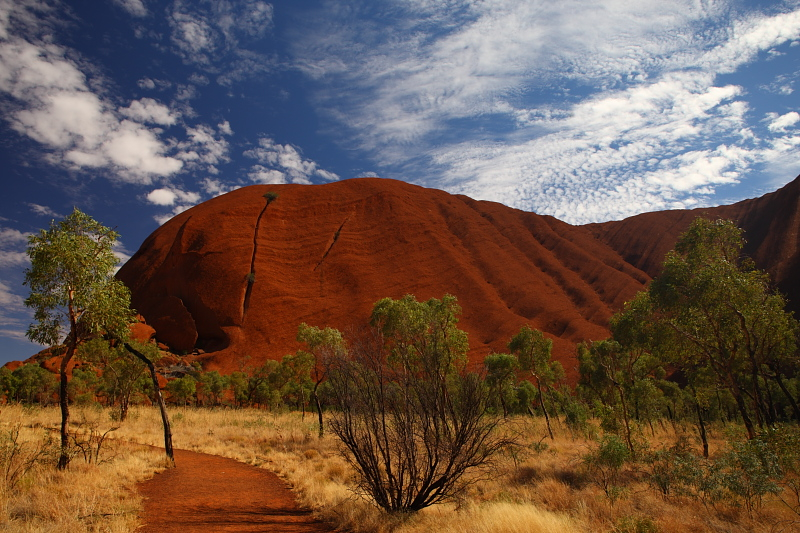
[0,404,168,532]
[4,404,800,533]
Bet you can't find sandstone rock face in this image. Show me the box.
[117,178,650,377]
[118,175,800,377]
[588,175,800,313]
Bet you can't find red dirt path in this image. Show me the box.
[137,449,332,532]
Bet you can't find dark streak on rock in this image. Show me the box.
[314,217,349,272]
[242,199,271,320]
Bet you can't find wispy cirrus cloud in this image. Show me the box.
[26,203,62,218]
[244,137,340,185]
[113,0,147,18]
[0,227,30,269]
[168,0,276,86]
[294,0,800,223]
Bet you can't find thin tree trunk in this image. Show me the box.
[732,383,757,440]
[536,379,554,440]
[57,343,76,470]
[499,386,509,419]
[694,400,709,458]
[124,343,174,464]
[119,396,129,422]
[313,390,324,439]
[773,368,800,421]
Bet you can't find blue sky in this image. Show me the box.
[0,0,799,364]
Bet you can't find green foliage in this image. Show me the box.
[80,338,150,420]
[508,325,563,438]
[329,294,507,513]
[297,322,348,435]
[263,191,279,203]
[758,425,800,515]
[716,437,782,513]
[644,218,800,436]
[370,294,469,373]
[227,371,249,406]
[8,364,57,404]
[484,352,518,417]
[68,367,101,405]
[583,434,631,502]
[166,375,197,406]
[577,339,664,455]
[24,207,136,468]
[647,436,703,498]
[24,207,134,347]
[197,370,228,406]
[560,391,591,437]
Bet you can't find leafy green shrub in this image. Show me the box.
[166,375,197,406]
[561,393,591,437]
[759,425,800,516]
[584,434,631,502]
[717,437,782,513]
[263,191,279,203]
[647,436,702,498]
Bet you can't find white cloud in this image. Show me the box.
[0,281,23,309]
[244,137,339,184]
[113,0,147,18]
[147,185,203,225]
[0,227,29,268]
[120,98,179,126]
[295,1,800,222]
[146,187,200,206]
[0,2,235,189]
[170,10,217,64]
[0,9,185,184]
[248,165,286,184]
[201,177,239,197]
[26,203,61,218]
[111,240,132,270]
[217,120,233,135]
[168,0,275,78]
[767,111,800,132]
[175,123,230,168]
[146,188,178,206]
[137,77,172,91]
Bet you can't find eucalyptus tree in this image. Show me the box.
[484,352,518,418]
[508,325,563,439]
[645,218,799,439]
[24,208,134,469]
[80,338,148,421]
[296,323,347,437]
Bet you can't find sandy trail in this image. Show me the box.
[137,448,332,532]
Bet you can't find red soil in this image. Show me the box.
[137,448,332,532]
[117,178,649,380]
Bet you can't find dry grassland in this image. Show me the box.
[3,404,799,532]
[0,404,169,532]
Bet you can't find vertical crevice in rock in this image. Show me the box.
[242,197,272,321]
[314,217,349,271]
